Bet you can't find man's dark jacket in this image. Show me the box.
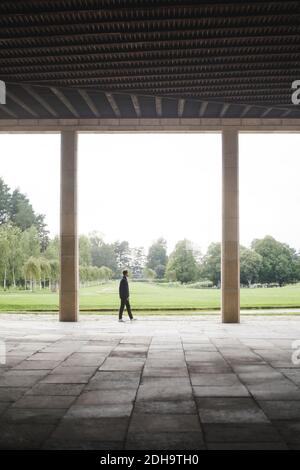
[119,276,129,299]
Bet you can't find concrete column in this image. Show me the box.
[59,131,78,322]
[222,129,240,323]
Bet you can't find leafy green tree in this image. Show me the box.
[49,259,59,292]
[252,236,296,286]
[89,232,118,274]
[114,240,131,271]
[79,235,92,266]
[35,214,49,252]
[10,189,36,230]
[39,257,51,289]
[7,225,23,288]
[200,242,221,286]
[21,226,41,259]
[44,236,59,261]
[0,225,10,289]
[146,238,168,278]
[165,239,198,283]
[0,178,11,225]
[131,246,146,278]
[240,246,263,286]
[100,266,113,282]
[143,267,156,281]
[23,257,40,291]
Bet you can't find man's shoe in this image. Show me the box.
[130,318,137,321]
[119,319,125,322]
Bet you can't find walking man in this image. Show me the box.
[119,270,135,322]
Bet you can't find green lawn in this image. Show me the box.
[0,281,300,312]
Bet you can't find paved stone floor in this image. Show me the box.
[1,314,300,450]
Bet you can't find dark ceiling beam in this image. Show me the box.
[50,86,79,117]
[260,108,273,117]
[77,89,99,117]
[219,103,230,118]
[22,84,58,117]
[155,97,162,117]
[6,90,38,117]
[199,101,208,117]
[105,93,121,117]
[0,104,17,118]
[178,99,185,118]
[240,105,252,117]
[130,95,141,117]
[281,109,293,117]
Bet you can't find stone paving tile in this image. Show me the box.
[61,353,107,367]
[125,432,205,450]
[12,395,77,409]
[0,402,10,416]
[207,442,288,450]
[258,400,300,420]
[50,417,128,441]
[190,373,240,386]
[85,378,139,391]
[50,365,98,375]
[280,369,300,385]
[14,360,62,370]
[89,371,141,381]
[134,400,197,414]
[43,439,123,450]
[196,397,269,423]
[0,387,28,402]
[143,366,189,377]
[193,384,250,398]
[0,423,55,449]
[188,363,231,374]
[99,357,145,371]
[273,420,300,446]
[129,413,201,433]
[75,389,137,405]
[0,374,41,388]
[110,351,147,358]
[26,352,72,361]
[1,407,67,424]
[26,383,85,396]
[137,377,192,401]
[203,423,283,443]
[246,381,300,400]
[40,374,92,384]
[64,403,133,418]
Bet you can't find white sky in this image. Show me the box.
[0,132,299,254]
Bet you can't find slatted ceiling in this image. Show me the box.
[0,1,299,119]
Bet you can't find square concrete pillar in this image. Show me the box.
[59,131,78,321]
[222,129,240,323]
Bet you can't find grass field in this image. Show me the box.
[0,281,300,312]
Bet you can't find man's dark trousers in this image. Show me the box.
[119,298,133,320]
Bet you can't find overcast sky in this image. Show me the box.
[0,132,299,254]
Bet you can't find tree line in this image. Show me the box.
[1,176,300,290]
